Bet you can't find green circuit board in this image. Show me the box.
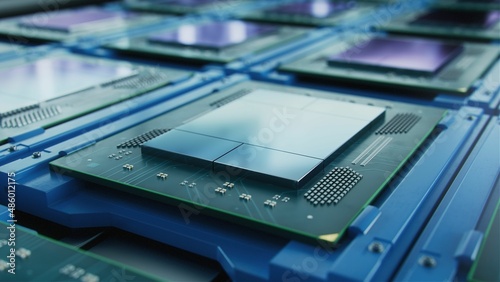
[50,80,447,245]
[0,51,190,144]
[0,222,157,281]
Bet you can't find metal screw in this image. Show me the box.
[32,152,41,158]
[419,256,437,268]
[368,242,384,253]
[8,146,17,152]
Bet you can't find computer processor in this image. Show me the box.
[105,19,311,64]
[50,80,447,245]
[0,51,191,143]
[279,35,499,95]
[240,0,377,27]
[124,0,251,15]
[0,6,166,43]
[380,8,500,41]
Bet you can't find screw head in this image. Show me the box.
[368,242,384,253]
[419,256,437,268]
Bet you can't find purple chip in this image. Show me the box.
[148,20,279,49]
[412,9,500,28]
[266,1,355,18]
[327,37,464,75]
[18,8,135,32]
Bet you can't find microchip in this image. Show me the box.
[142,89,385,187]
[50,80,447,245]
[148,20,279,50]
[0,57,136,115]
[279,35,499,95]
[105,19,310,63]
[0,53,190,143]
[0,7,164,43]
[326,37,464,76]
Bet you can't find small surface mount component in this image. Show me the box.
[280,35,499,95]
[0,222,157,281]
[215,187,227,195]
[264,200,277,208]
[0,7,165,43]
[156,172,168,180]
[105,19,311,64]
[51,80,447,245]
[381,8,500,41]
[0,52,190,144]
[122,164,134,171]
[239,193,252,201]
